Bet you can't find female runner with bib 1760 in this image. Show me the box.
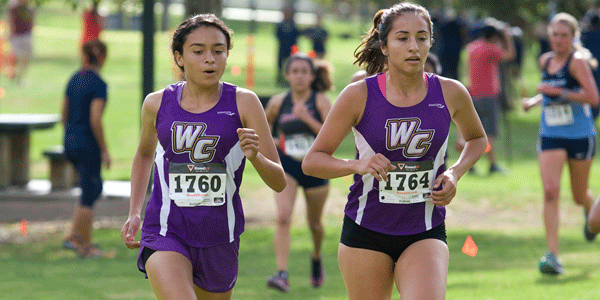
[302,3,487,300]
[120,14,286,300]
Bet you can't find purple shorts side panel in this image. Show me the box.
[138,233,240,293]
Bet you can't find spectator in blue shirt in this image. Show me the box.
[276,5,299,85]
[62,39,111,258]
[304,12,328,59]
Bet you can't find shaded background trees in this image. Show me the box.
[184,0,222,17]
[6,0,600,27]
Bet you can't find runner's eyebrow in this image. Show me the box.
[189,43,226,47]
[394,30,429,35]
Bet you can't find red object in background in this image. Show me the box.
[308,50,316,58]
[0,37,4,71]
[462,235,478,257]
[20,218,27,236]
[245,35,255,89]
[291,44,299,55]
[82,9,104,44]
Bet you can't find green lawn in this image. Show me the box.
[1,226,599,300]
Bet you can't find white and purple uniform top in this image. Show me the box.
[346,73,450,236]
[141,82,247,248]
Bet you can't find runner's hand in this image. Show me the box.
[430,170,457,206]
[354,153,396,182]
[522,97,533,112]
[292,103,312,122]
[121,215,141,249]
[237,128,260,161]
[101,150,111,169]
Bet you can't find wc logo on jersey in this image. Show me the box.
[385,118,434,157]
[172,122,220,162]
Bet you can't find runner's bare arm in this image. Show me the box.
[303,81,395,181]
[430,78,487,206]
[121,90,162,249]
[237,88,286,192]
[564,55,600,106]
[264,93,286,131]
[441,78,487,179]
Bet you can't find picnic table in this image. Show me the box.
[0,114,60,189]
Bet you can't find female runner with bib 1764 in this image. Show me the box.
[120,14,286,300]
[522,12,599,276]
[302,2,487,300]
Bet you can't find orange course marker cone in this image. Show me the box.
[462,235,478,257]
[20,219,28,236]
[0,38,4,72]
[485,142,492,153]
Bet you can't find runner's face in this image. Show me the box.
[549,22,574,55]
[175,26,229,86]
[382,13,431,75]
[286,59,314,92]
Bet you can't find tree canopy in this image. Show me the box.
[313,0,596,23]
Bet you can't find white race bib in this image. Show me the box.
[284,133,315,161]
[379,161,433,204]
[544,103,574,126]
[168,163,227,207]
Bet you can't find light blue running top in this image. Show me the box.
[539,52,596,139]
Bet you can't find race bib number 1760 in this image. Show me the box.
[168,163,227,207]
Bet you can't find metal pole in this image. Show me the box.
[142,0,156,194]
[246,0,256,89]
[548,0,558,19]
[142,0,155,106]
[161,0,171,31]
[249,0,257,34]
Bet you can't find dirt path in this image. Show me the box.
[0,185,587,244]
[240,186,585,231]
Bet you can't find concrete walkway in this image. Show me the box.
[0,180,132,223]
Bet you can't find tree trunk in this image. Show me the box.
[161,0,171,31]
[185,0,222,18]
[115,1,124,30]
[284,0,295,10]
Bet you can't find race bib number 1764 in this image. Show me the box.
[378,160,433,204]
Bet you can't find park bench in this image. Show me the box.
[43,146,78,190]
[0,114,60,189]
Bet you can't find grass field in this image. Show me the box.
[1,225,600,300]
[2,2,600,300]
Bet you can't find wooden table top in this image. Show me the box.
[0,114,60,133]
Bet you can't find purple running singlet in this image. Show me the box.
[141,82,247,248]
[346,73,451,235]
